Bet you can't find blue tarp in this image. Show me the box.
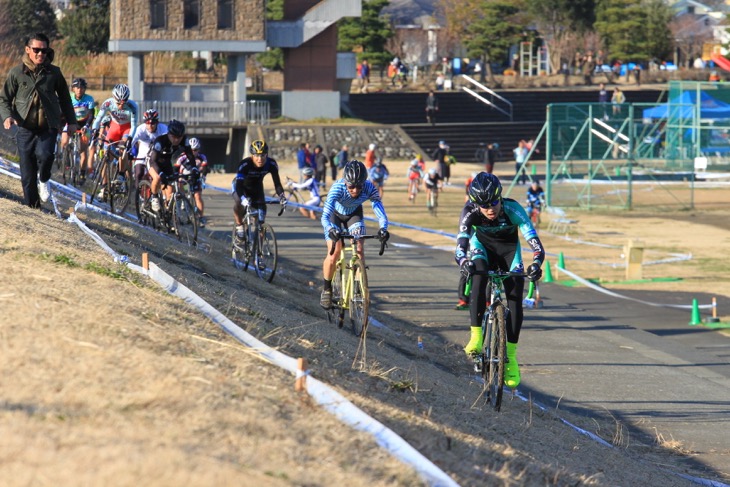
[642,91,730,119]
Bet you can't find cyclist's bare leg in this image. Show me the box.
[193,191,204,218]
[355,239,365,270]
[323,239,343,280]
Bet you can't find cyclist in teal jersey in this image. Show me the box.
[60,78,95,179]
[455,172,545,388]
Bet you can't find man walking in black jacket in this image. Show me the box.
[0,33,77,208]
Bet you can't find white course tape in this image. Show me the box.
[556,265,712,310]
[63,212,459,487]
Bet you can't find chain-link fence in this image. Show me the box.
[507,81,730,210]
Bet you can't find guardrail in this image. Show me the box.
[137,100,270,126]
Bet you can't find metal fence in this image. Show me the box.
[137,100,269,126]
[502,82,730,210]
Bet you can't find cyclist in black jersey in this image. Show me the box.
[147,119,199,212]
[455,172,545,388]
[232,139,286,239]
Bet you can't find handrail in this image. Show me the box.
[461,75,513,121]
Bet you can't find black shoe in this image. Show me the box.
[320,290,333,309]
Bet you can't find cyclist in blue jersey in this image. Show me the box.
[526,180,545,214]
[319,160,389,309]
[60,78,95,180]
[232,139,286,239]
[455,172,545,388]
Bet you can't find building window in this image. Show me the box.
[184,0,200,29]
[218,0,234,29]
[150,0,166,29]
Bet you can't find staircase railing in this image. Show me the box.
[461,75,513,121]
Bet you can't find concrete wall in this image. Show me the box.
[110,0,264,42]
[281,91,339,120]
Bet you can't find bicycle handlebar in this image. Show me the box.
[328,233,388,256]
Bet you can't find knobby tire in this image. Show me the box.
[254,223,278,282]
[483,302,507,411]
[350,260,369,338]
[172,194,198,246]
[327,262,345,328]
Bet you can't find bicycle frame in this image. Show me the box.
[327,233,386,336]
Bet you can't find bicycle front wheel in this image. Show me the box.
[284,190,300,213]
[483,302,507,411]
[327,261,345,328]
[254,223,278,282]
[173,195,198,246]
[349,259,369,337]
[110,168,131,215]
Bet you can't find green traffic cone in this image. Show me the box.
[531,164,537,175]
[558,252,566,270]
[689,299,702,326]
[543,260,554,283]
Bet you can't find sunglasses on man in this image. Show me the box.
[346,184,363,190]
[478,198,501,208]
[30,47,49,54]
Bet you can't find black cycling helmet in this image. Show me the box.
[249,139,268,155]
[343,160,368,187]
[71,77,87,88]
[168,119,185,137]
[468,172,503,207]
[143,108,159,122]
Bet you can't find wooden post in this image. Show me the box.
[625,239,643,280]
[295,358,308,392]
[142,252,149,271]
[82,193,87,205]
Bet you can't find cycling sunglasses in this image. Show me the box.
[30,47,49,54]
[346,183,363,190]
[478,197,501,208]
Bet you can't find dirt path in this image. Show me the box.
[1,160,721,486]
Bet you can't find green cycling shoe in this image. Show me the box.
[504,342,520,388]
[463,326,483,356]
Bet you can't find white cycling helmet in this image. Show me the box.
[112,83,130,102]
[302,167,314,176]
[189,137,201,150]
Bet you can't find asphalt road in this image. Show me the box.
[201,188,730,484]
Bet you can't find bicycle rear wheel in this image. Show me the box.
[231,222,252,271]
[327,262,345,328]
[482,302,507,411]
[530,208,541,228]
[70,142,82,187]
[172,194,198,246]
[254,223,278,282]
[349,259,369,337]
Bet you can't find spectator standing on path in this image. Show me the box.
[485,142,499,174]
[633,64,641,86]
[335,144,348,175]
[582,52,595,86]
[296,142,312,181]
[313,144,328,189]
[425,90,439,126]
[432,140,450,183]
[513,140,529,185]
[598,82,609,120]
[611,86,625,116]
[364,143,377,169]
[359,59,370,93]
[0,33,78,208]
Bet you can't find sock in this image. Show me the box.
[323,278,332,291]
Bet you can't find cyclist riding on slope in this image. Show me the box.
[287,166,321,220]
[129,109,168,187]
[90,83,139,177]
[60,77,95,181]
[147,119,199,213]
[320,160,389,309]
[455,172,545,388]
[232,139,286,240]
